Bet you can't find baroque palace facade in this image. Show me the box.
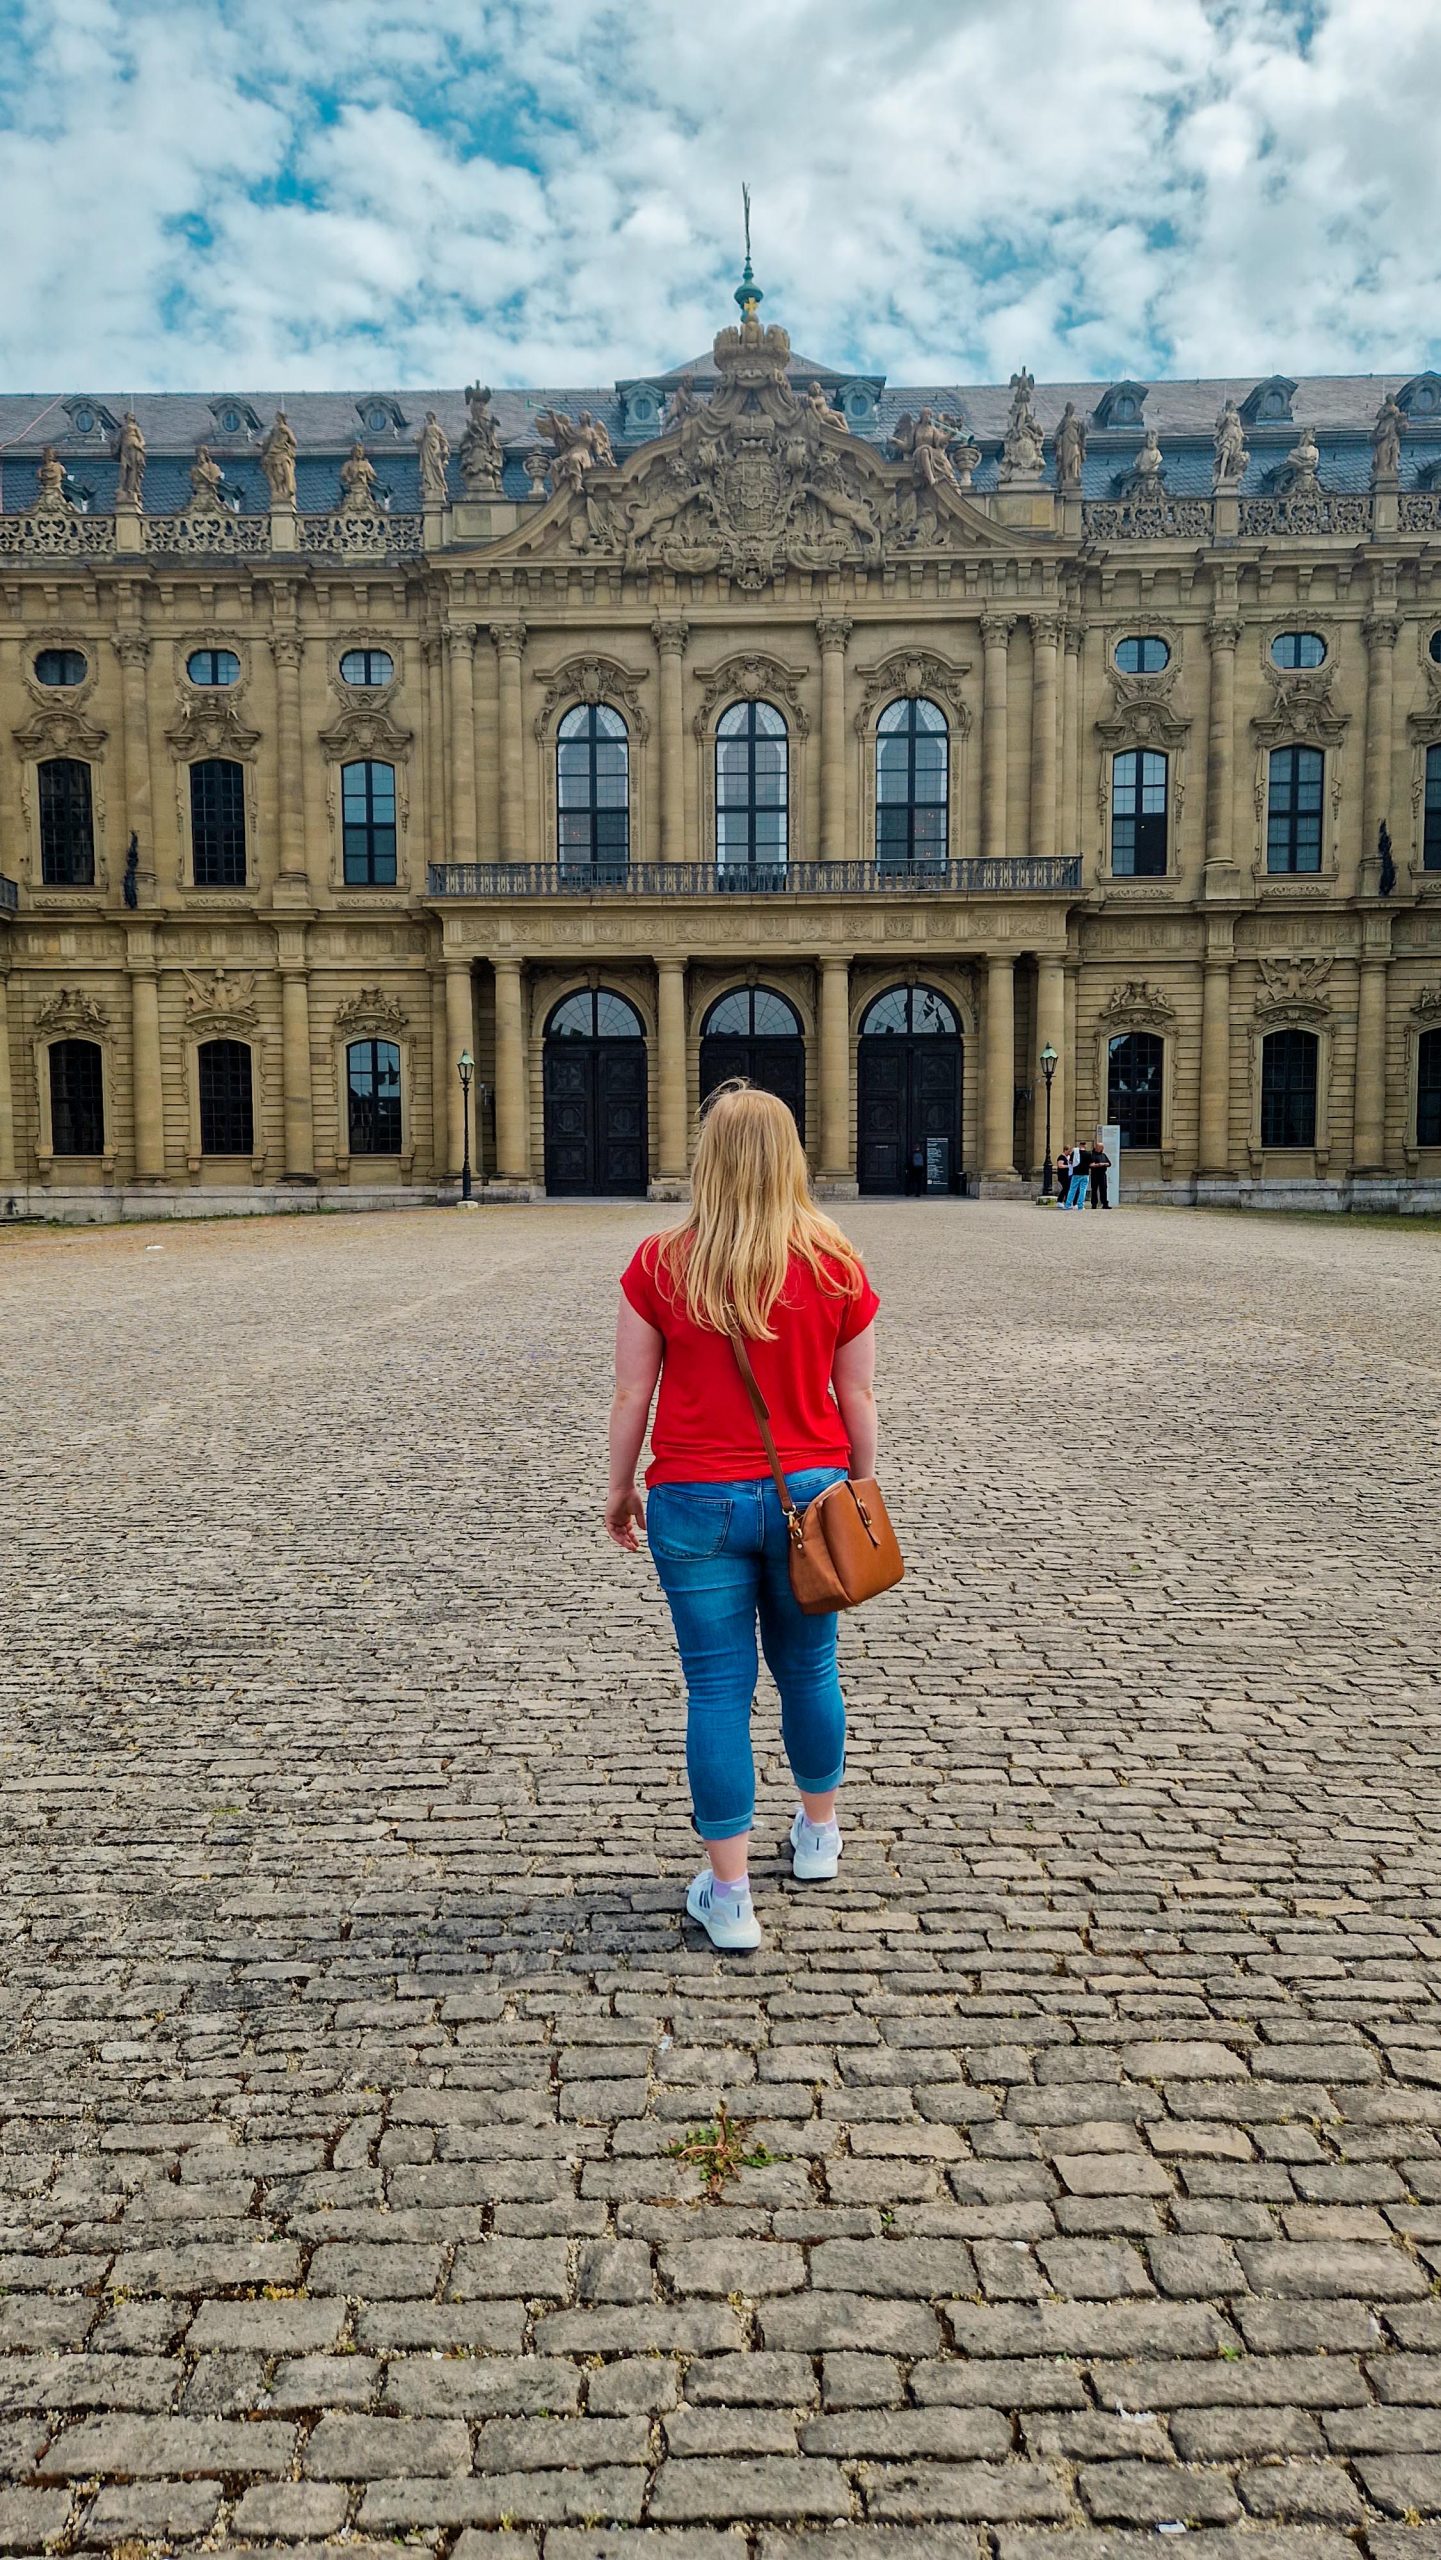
[4,269,1441,1217]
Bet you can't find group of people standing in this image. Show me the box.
[1054,1137,1112,1210]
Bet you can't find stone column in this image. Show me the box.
[1198,949,1234,1176]
[1204,617,1241,882]
[982,952,1017,1179]
[1029,613,1059,858]
[1352,946,1390,1174]
[271,630,307,890]
[653,618,688,864]
[1061,621,1083,857]
[1362,612,1400,886]
[127,928,165,1183]
[817,616,852,865]
[656,957,688,1186]
[818,957,853,1187]
[446,627,478,867]
[491,622,528,862]
[0,962,13,1186]
[981,614,1014,864]
[1036,953,1067,1175]
[421,633,447,868]
[278,940,316,1183]
[429,966,450,1183]
[116,631,155,894]
[492,955,529,1183]
[444,960,474,1181]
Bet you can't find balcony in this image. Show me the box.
[0,875,17,914]
[427,856,1081,898]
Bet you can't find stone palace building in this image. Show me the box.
[4,261,1441,1217]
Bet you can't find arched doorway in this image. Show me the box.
[857,984,962,1195]
[543,989,648,1196]
[699,986,806,1139]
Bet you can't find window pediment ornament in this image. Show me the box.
[1251,664,1348,751]
[334,986,410,1035]
[183,969,260,1035]
[13,703,107,759]
[1096,663,1190,752]
[1255,954,1333,1019]
[165,697,261,762]
[853,650,972,737]
[692,652,810,740]
[1411,984,1441,1022]
[36,986,109,1035]
[318,701,413,761]
[1099,980,1177,1027]
[532,653,650,744]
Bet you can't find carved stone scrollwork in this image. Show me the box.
[490,622,528,658]
[318,701,413,762]
[334,986,410,1035]
[0,514,115,559]
[1082,499,1212,540]
[853,649,973,737]
[298,515,423,559]
[1096,662,1190,753]
[1254,954,1333,1019]
[1099,979,1177,1026]
[1251,664,1348,753]
[651,617,689,659]
[13,704,107,761]
[165,698,261,763]
[1237,493,1369,537]
[182,969,260,1035]
[36,987,109,1036]
[532,654,650,744]
[147,512,270,559]
[691,652,811,740]
[1411,984,1441,1021]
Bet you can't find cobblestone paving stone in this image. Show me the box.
[2,1199,1441,2559]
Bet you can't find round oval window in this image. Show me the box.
[1271,631,1327,670]
[340,647,394,687]
[1115,635,1170,675]
[187,648,241,687]
[35,647,88,687]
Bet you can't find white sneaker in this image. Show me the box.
[790,1808,842,1881]
[686,1868,763,1951]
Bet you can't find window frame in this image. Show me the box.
[556,702,630,878]
[1425,743,1441,872]
[1109,748,1169,877]
[1418,1025,1441,1149]
[196,1038,255,1157]
[341,759,399,886]
[339,647,395,689]
[1259,1026,1319,1150]
[38,757,96,887]
[34,647,88,689]
[874,695,949,874]
[186,647,241,688]
[1106,1030,1165,1149]
[1266,743,1325,875]
[715,699,788,875]
[1270,630,1327,671]
[346,1037,403,1155]
[47,1038,106,1157]
[189,757,248,888]
[1114,635,1171,676]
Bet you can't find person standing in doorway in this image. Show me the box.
[1089,1134,1112,1209]
[905,1140,926,1197]
[604,1083,880,1952]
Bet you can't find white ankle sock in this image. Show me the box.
[709,1872,749,1901]
[798,1814,839,1843]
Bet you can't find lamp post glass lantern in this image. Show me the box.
[457,1048,475,1203]
[1039,1042,1058,1196]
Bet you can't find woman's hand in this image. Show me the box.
[605,1484,646,1551]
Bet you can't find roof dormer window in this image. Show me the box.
[1092,381,1150,430]
[1240,376,1298,426]
[358,398,405,436]
[1398,374,1441,419]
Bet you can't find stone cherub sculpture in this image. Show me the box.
[260,411,298,507]
[805,380,846,430]
[534,407,615,494]
[416,411,451,504]
[189,445,227,510]
[115,411,146,510]
[339,441,380,514]
[1213,397,1248,484]
[1054,400,1087,487]
[459,384,504,493]
[1372,391,1404,484]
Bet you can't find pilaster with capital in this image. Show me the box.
[1204,617,1242,883]
[1352,914,1394,1173]
[275,921,316,1183]
[115,630,156,895]
[492,955,529,1182]
[816,616,852,864]
[653,618,689,863]
[1198,921,1236,1176]
[126,923,166,1182]
[446,627,478,866]
[1362,612,1400,888]
[444,960,475,1180]
[1029,613,1060,857]
[655,957,689,1184]
[1061,623,1084,862]
[490,622,528,862]
[0,960,13,1185]
[269,628,308,893]
[1036,954,1067,1177]
[980,614,1014,863]
[982,951,1018,1181]
[818,956,855,1188]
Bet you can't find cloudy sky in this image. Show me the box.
[2,0,1439,393]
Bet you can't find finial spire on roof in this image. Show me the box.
[735,181,763,316]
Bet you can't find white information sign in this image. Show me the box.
[1100,1122,1121,1206]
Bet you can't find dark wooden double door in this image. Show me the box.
[858,1036,963,1194]
[543,1040,648,1195]
[698,1035,806,1140]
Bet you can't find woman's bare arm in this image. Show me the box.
[832,1321,877,1476]
[605,1296,664,1549]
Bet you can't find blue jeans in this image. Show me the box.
[647,1469,848,1842]
[1063,1173,1089,1208]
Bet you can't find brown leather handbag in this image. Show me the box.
[731,1336,904,1615]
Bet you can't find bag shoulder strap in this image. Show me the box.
[729,1333,798,1521]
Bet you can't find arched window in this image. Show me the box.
[342,760,397,885]
[1425,743,1441,870]
[1110,750,1168,876]
[198,1039,254,1155]
[1418,1027,1441,1148]
[716,701,787,875]
[701,988,803,1038]
[859,985,958,1037]
[187,648,240,687]
[699,986,806,1134]
[557,704,629,876]
[876,697,948,872]
[1267,746,1323,874]
[49,1039,104,1155]
[347,1039,402,1154]
[38,758,95,885]
[546,989,645,1040]
[1107,1032,1164,1148]
[190,758,247,887]
[542,989,647,1196]
[1261,1028,1318,1149]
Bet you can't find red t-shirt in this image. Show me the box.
[621,1237,880,1488]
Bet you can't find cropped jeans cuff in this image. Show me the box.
[694,1810,755,1843]
[792,1758,846,1796]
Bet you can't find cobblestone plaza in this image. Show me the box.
[4,1199,1441,2554]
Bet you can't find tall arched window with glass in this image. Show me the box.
[198,1039,254,1155]
[1110,751,1168,876]
[1425,744,1441,871]
[342,761,397,885]
[1107,1031,1164,1148]
[190,759,247,887]
[1260,1028,1319,1148]
[1418,1027,1441,1148]
[49,1040,104,1154]
[876,697,948,872]
[38,758,95,886]
[716,701,787,878]
[1266,746,1323,874]
[557,705,629,877]
[347,1039,402,1154]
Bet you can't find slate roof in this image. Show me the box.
[0,365,1434,512]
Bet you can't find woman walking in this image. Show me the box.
[604,1084,879,1951]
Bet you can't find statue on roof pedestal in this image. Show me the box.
[260,411,297,508]
[416,410,451,505]
[189,445,227,512]
[534,407,614,494]
[1126,425,1165,500]
[1371,391,1404,486]
[889,408,961,495]
[115,411,146,511]
[33,446,73,515]
[1213,397,1248,486]
[1283,424,1321,494]
[459,384,504,494]
[339,441,380,515]
[999,367,1045,482]
[805,380,846,431]
[1054,400,1086,488]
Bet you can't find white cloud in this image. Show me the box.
[2,0,1440,390]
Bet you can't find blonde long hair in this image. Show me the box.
[654,1081,864,1340]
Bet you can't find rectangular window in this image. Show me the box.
[1260,1028,1319,1148]
[1425,745,1441,871]
[1110,750,1168,877]
[38,759,95,886]
[198,1039,254,1154]
[347,1038,402,1154]
[49,1039,105,1154]
[1418,1029,1441,1148]
[342,760,398,885]
[190,759,247,887]
[1266,745,1324,874]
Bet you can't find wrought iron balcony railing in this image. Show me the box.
[0,875,18,914]
[427,856,1081,898]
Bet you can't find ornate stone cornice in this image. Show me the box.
[1254,954,1333,1019]
[334,986,410,1036]
[691,652,811,740]
[1251,666,1348,751]
[532,652,650,744]
[13,703,107,759]
[36,987,109,1036]
[182,969,260,1035]
[1096,664,1190,752]
[853,648,973,738]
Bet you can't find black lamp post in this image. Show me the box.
[457,1049,475,1204]
[1039,1042,1058,1196]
